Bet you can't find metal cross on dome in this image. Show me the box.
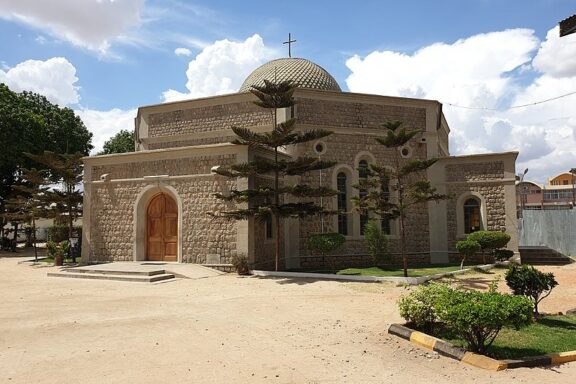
[283,33,296,57]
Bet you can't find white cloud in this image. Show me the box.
[75,108,137,154]
[174,47,192,57]
[162,34,275,102]
[0,0,144,53]
[0,57,80,105]
[532,26,576,78]
[345,28,576,183]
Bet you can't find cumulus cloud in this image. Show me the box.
[345,28,576,183]
[0,0,143,53]
[0,57,80,105]
[174,47,192,57]
[75,108,137,154]
[162,34,275,102]
[532,26,576,78]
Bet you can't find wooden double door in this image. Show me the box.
[146,193,178,262]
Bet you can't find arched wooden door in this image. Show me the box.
[146,193,178,262]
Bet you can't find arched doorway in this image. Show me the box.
[146,193,178,262]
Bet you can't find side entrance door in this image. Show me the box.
[146,193,178,262]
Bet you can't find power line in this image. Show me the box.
[443,90,576,111]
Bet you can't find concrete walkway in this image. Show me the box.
[65,261,225,280]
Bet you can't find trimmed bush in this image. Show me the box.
[467,231,511,263]
[505,264,558,316]
[397,282,451,333]
[363,220,388,265]
[455,239,480,269]
[435,286,533,355]
[494,249,514,261]
[46,225,82,242]
[308,233,345,269]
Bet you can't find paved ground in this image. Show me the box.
[1,251,575,383]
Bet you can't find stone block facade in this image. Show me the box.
[83,87,517,270]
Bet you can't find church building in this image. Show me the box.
[81,57,518,269]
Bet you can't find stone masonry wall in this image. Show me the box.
[294,108,431,267]
[88,154,238,263]
[147,102,270,138]
[297,98,426,130]
[445,161,507,251]
[90,154,236,181]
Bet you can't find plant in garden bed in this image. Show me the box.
[307,232,345,271]
[505,264,558,317]
[397,282,450,333]
[466,230,511,264]
[363,220,389,265]
[455,238,480,270]
[397,282,534,355]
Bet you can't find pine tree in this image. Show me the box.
[2,168,50,260]
[353,121,449,277]
[26,151,84,249]
[213,80,336,271]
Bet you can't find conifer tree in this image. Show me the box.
[353,121,449,277]
[27,151,84,245]
[213,80,336,271]
[2,168,50,260]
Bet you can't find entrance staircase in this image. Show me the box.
[48,264,176,283]
[519,246,574,265]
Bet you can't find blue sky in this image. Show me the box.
[1,0,575,183]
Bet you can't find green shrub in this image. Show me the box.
[505,264,558,316]
[231,254,250,275]
[467,231,511,263]
[46,240,58,258]
[435,286,533,355]
[308,233,346,255]
[363,220,388,265]
[494,249,514,261]
[46,225,82,242]
[455,239,480,269]
[397,282,451,333]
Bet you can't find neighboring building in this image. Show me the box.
[82,57,518,269]
[516,172,576,213]
[560,14,576,37]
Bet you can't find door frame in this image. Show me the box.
[134,184,182,262]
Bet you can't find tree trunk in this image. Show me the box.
[274,145,280,272]
[32,215,38,262]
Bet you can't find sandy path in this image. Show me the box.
[1,255,575,383]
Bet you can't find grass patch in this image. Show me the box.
[436,315,576,359]
[288,264,474,277]
[336,264,467,277]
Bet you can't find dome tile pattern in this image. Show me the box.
[240,58,341,92]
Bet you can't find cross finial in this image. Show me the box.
[283,33,296,58]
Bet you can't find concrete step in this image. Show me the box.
[47,271,175,283]
[65,267,167,276]
[519,245,573,266]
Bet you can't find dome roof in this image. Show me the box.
[239,58,341,93]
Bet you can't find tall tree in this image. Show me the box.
[98,129,135,155]
[1,169,50,260]
[213,80,336,271]
[0,84,92,230]
[353,121,449,277]
[27,152,84,244]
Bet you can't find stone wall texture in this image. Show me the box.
[445,160,508,251]
[87,154,238,264]
[294,125,431,266]
[148,102,270,138]
[296,98,426,130]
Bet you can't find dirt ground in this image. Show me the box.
[1,253,576,384]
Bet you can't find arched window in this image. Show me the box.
[380,175,391,235]
[464,198,481,234]
[358,160,369,235]
[337,172,348,235]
